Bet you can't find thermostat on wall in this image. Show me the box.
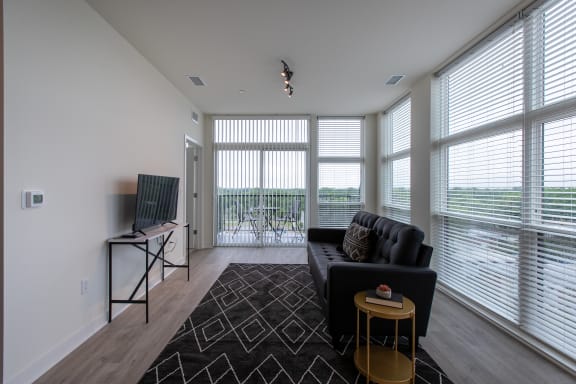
[22,190,45,209]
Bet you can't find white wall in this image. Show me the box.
[4,0,203,382]
[410,76,433,238]
[363,114,379,213]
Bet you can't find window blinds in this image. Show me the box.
[213,117,309,246]
[317,118,364,227]
[391,99,411,153]
[382,97,411,223]
[434,0,576,368]
[532,0,576,106]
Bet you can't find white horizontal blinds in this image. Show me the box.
[445,131,523,221]
[434,3,525,331]
[534,117,576,229]
[527,0,576,107]
[522,114,576,357]
[317,118,364,227]
[213,117,309,245]
[435,0,576,367]
[445,26,523,135]
[391,157,410,208]
[523,0,576,360]
[317,118,361,157]
[382,97,411,223]
[214,118,308,144]
[437,130,522,321]
[522,232,576,358]
[433,217,520,321]
[391,98,411,153]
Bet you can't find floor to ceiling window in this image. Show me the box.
[316,117,365,227]
[433,0,576,369]
[381,96,411,223]
[214,117,309,246]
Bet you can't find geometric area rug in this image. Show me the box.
[140,264,453,384]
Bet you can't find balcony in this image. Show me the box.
[216,192,306,246]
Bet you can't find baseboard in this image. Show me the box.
[5,313,106,384]
[5,265,182,384]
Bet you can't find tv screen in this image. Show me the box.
[132,174,179,232]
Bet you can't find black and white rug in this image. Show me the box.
[140,264,453,384]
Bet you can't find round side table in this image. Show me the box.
[353,291,416,384]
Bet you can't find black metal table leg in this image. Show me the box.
[161,234,165,281]
[145,239,149,323]
[108,242,112,322]
[186,224,190,281]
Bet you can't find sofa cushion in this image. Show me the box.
[307,242,348,300]
[342,223,373,262]
[372,217,424,266]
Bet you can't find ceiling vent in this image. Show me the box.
[385,75,405,86]
[188,76,206,86]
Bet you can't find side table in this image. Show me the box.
[353,291,416,384]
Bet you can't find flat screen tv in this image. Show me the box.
[132,174,179,233]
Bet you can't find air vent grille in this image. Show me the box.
[385,75,405,85]
[188,76,206,86]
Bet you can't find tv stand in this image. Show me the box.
[107,222,189,323]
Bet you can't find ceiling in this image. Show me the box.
[86,0,524,115]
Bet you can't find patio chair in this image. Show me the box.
[276,199,304,240]
[232,201,258,238]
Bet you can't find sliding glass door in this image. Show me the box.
[214,117,309,246]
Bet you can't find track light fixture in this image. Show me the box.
[281,60,294,97]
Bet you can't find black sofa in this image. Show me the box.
[307,211,437,346]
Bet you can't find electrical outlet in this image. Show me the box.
[80,279,88,295]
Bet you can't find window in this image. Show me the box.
[317,117,364,227]
[213,117,309,246]
[381,97,411,223]
[434,0,576,366]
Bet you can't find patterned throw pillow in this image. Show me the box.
[342,223,373,262]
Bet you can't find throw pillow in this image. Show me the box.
[342,223,373,262]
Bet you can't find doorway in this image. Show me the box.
[184,136,201,251]
[212,117,309,247]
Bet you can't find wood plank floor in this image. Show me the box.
[34,247,575,384]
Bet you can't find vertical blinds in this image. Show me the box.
[214,118,309,246]
[434,0,576,368]
[317,118,364,227]
[382,97,411,223]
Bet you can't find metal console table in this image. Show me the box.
[107,222,189,323]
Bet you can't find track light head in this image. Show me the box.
[280,60,294,97]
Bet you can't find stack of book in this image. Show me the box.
[365,290,404,308]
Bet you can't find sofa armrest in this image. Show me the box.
[326,262,437,337]
[307,227,347,244]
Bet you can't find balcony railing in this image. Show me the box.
[216,192,306,246]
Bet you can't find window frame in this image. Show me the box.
[433,0,576,369]
[316,116,365,228]
[381,96,412,223]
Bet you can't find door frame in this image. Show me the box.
[184,135,202,251]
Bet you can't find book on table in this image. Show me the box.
[365,290,404,308]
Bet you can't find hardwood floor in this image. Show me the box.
[34,247,574,384]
